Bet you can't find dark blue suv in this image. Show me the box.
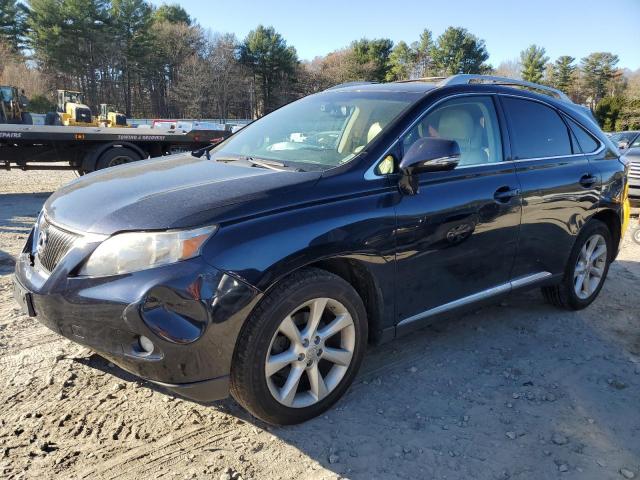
[13,75,629,424]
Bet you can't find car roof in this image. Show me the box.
[327,75,574,104]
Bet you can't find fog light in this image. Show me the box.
[138,335,154,353]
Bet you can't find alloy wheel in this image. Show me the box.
[265,297,355,408]
[574,233,607,299]
[108,155,131,167]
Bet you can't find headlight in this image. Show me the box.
[78,225,217,276]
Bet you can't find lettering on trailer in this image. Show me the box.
[0,132,22,139]
[117,135,166,141]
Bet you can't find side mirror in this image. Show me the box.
[399,137,460,175]
[398,138,460,195]
[618,141,628,150]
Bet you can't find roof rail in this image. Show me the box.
[394,76,447,84]
[439,74,572,103]
[326,81,377,90]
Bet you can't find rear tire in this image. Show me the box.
[95,147,141,170]
[230,268,368,425]
[542,219,612,310]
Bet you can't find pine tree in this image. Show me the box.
[520,45,549,84]
[550,56,576,93]
[240,25,298,116]
[386,41,416,81]
[412,29,433,78]
[431,27,490,75]
[0,0,28,52]
[581,52,619,109]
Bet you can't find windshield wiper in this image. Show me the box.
[195,150,303,171]
[245,157,291,171]
[191,144,215,159]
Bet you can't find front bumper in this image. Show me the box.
[13,238,260,402]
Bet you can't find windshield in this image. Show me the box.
[65,92,83,104]
[211,90,420,169]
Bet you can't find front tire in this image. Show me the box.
[230,268,367,425]
[542,219,612,310]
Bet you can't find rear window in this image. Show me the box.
[501,97,572,159]
[565,116,600,153]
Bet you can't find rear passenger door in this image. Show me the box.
[499,95,600,279]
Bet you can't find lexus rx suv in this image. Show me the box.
[13,75,629,425]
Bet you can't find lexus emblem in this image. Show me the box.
[36,229,48,255]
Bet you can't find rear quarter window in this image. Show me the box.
[565,116,600,153]
[501,97,572,159]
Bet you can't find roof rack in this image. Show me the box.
[394,76,447,84]
[326,81,377,90]
[439,74,572,103]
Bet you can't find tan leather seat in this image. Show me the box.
[354,122,383,153]
[367,122,382,142]
[438,108,488,165]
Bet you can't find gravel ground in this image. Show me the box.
[1,168,639,480]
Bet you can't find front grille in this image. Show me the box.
[629,158,640,180]
[35,217,80,272]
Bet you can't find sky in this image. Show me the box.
[150,0,640,70]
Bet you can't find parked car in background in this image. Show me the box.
[624,145,640,206]
[610,130,640,151]
[14,75,629,425]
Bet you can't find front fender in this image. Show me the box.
[201,188,398,334]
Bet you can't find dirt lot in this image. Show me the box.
[1,168,639,480]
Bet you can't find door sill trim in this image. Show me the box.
[397,271,552,328]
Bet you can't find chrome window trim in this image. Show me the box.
[397,271,552,327]
[510,144,605,163]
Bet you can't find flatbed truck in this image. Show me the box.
[0,124,231,173]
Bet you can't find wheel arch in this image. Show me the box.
[592,208,621,259]
[307,257,388,344]
[259,256,392,345]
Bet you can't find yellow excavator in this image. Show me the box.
[0,85,32,124]
[97,103,128,128]
[46,90,96,126]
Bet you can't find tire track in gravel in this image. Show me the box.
[69,425,239,479]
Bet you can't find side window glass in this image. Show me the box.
[565,116,600,153]
[501,97,572,159]
[401,96,503,167]
[632,135,640,148]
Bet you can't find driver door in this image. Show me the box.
[393,95,522,332]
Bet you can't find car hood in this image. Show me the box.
[44,154,321,234]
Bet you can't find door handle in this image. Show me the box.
[579,174,597,188]
[493,186,520,203]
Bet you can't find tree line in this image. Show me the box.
[1,0,638,130]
